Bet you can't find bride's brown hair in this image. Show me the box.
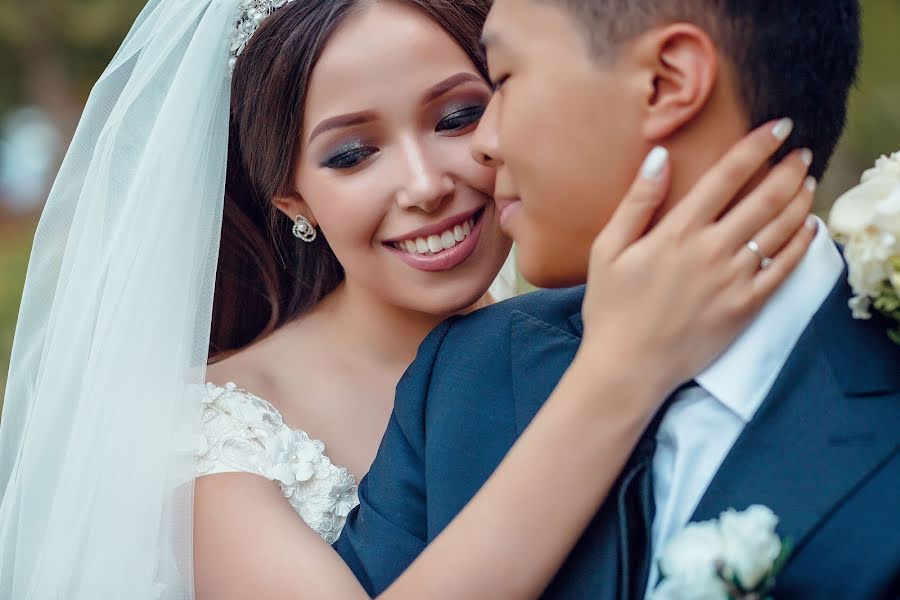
[210,0,491,360]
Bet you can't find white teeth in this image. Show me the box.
[396,216,478,255]
[441,231,457,250]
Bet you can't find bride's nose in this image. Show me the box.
[395,136,454,213]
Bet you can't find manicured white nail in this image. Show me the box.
[800,148,813,167]
[805,176,817,192]
[805,215,819,231]
[772,118,794,141]
[640,146,669,180]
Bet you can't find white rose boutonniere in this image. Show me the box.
[829,151,900,344]
[651,506,792,600]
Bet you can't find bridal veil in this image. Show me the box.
[0,0,240,596]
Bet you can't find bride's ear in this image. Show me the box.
[632,23,718,142]
[273,190,317,228]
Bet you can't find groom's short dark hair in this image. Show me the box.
[542,0,861,179]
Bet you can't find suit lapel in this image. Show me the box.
[692,275,900,552]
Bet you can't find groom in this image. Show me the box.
[336,0,899,598]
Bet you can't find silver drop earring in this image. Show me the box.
[292,215,317,243]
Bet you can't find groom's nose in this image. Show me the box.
[471,97,502,168]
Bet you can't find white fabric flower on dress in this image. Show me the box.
[264,430,323,487]
[325,470,359,518]
[196,383,360,542]
[193,433,211,458]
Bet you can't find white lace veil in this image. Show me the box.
[0,0,240,596]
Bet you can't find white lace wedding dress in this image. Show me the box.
[194,382,359,544]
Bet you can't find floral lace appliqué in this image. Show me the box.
[195,382,359,544]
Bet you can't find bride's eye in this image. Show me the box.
[322,142,379,170]
[436,105,486,134]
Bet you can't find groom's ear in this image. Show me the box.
[631,23,718,142]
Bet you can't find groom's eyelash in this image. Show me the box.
[491,75,510,92]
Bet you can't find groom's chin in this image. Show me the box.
[517,245,590,290]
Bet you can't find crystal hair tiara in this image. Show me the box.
[230,0,298,69]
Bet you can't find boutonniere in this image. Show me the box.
[651,505,792,600]
[829,151,900,344]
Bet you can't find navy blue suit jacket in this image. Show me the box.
[335,277,900,599]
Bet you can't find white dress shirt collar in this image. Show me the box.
[695,217,845,423]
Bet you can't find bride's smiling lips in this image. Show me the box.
[382,206,486,272]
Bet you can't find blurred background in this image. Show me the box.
[1,0,899,406]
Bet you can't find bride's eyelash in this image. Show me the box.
[322,141,378,170]
[436,105,486,133]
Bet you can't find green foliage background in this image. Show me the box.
[1,0,899,408]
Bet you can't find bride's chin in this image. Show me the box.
[405,287,492,319]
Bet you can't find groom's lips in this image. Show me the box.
[495,196,522,232]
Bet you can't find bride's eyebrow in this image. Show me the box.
[307,74,484,144]
[308,111,377,144]
[421,72,486,105]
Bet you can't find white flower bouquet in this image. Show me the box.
[829,151,900,344]
[651,506,792,600]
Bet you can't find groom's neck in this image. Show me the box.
[656,79,752,221]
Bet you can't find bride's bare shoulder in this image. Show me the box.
[205,319,322,410]
[206,348,274,400]
[207,334,288,402]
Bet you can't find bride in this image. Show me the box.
[0,0,815,598]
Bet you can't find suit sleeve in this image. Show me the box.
[332,320,455,596]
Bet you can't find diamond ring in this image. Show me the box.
[746,240,773,270]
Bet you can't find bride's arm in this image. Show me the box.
[194,121,817,599]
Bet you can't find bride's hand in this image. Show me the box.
[580,118,817,397]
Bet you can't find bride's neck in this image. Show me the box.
[310,280,467,369]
